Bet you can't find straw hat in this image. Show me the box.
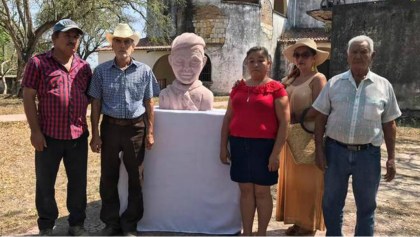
[106,23,140,46]
[283,38,329,66]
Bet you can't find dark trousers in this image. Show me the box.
[35,132,88,230]
[100,116,146,232]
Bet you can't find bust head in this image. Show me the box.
[169,33,207,85]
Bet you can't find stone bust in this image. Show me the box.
[159,33,214,111]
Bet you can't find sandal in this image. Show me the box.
[285,225,300,236]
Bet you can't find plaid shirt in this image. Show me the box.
[88,59,159,119]
[21,50,92,140]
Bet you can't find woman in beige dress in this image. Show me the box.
[276,38,329,235]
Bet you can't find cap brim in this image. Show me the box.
[60,26,84,35]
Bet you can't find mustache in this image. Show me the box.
[67,43,76,47]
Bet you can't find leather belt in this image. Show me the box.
[103,114,143,126]
[327,137,374,151]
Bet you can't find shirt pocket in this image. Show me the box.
[128,81,145,101]
[45,71,62,91]
[363,98,384,121]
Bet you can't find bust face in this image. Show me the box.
[169,45,207,85]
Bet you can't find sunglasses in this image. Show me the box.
[293,51,312,59]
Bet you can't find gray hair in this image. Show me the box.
[347,35,374,54]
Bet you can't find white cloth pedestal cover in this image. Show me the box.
[117,108,241,234]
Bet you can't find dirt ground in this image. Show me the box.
[0,96,419,236]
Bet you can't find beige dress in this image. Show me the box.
[276,75,325,231]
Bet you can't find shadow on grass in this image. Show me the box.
[34,200,105,236]
[38,200,245,236]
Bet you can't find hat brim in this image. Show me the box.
[106,32,140,46]
[283,43,329,66]
[60,26,84,35]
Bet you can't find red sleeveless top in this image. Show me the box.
[229,80,288,139]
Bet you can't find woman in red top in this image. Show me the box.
[220,46,290,236]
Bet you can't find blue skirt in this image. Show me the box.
[229,136,278,186]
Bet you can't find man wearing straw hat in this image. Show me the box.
[313,35,401,236]
[88,23,159,236]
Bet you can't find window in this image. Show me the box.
[274,0,287,15]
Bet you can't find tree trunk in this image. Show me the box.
[1,76,7,95]
[12,56,26,97]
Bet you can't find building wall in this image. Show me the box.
[286,0,325,28]
[330,0,420,110]
[192,0,287,93]
[98,0,287,94]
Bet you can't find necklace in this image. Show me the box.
[246,78,269,102]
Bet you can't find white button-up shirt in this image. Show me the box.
[312,70,401,146]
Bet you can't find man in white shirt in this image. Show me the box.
[313,35,401,236]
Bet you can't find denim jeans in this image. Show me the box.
[35,132,88,230]
[323,138,381,236]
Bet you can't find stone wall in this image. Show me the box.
[193,5,228,45]
[286,0,325,28]
[188,0,286,93]
[330,0,420,110]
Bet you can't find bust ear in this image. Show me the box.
[202,55,207,69]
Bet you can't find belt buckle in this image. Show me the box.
[347,145,360,151]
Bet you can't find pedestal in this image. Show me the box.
[118,108,241,235]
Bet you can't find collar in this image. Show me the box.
[47,49,82,69]
[110,57,139,69]
[47,49,81,63]
[171,80,203,92]
[341,69,375,84]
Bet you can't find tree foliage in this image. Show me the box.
[0,0,185,95]
[0,26,10,61]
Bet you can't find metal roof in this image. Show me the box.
[278,28,330,43]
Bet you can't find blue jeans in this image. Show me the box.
[323,138,381,236]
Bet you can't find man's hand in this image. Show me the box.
[31,130,47,151]
[90,135,102,153]
[146,134,154,150]
[384,158,396,182]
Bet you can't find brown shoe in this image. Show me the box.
[123,231,137,236]
[98,226,122,236]
[39,228,53,236]
[69,225,89,236]
[285,225,300,236]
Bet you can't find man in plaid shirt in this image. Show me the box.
[22,19,92,236]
